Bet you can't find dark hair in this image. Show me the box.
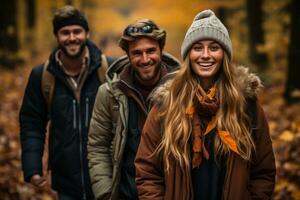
[118,19,166,52]
[52,5,89,34]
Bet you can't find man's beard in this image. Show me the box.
[60,40,86,59]
[136,61,161,82]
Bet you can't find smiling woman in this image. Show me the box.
[189,40,224,89]
[135,9,276,200]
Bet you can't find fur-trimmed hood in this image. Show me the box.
[150,66,262,104]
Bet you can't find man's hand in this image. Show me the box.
[30,174,47,187]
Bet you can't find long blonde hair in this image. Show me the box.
[156,52,255,172]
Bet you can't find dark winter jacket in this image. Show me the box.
[135,66,276,200]
[20,40,114,199]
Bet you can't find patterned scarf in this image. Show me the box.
[186,85,240,169]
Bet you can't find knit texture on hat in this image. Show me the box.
[53,16,89,34]
[181,9,232,60]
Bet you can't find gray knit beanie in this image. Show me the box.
[181,9,232,60]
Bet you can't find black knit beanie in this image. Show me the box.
[53,12,89,34]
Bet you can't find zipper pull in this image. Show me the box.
[85,97,89,128]
[73,99,77,129]
[82,193,87,200]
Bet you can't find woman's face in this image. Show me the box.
[189,40,224,88]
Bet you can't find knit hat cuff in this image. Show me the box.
[181,26,232,60]
[53,17,89,34]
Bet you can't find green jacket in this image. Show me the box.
[87,52,180,200]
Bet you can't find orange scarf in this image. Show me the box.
[186,85,240,169]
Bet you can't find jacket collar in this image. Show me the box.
[47,39,102,79]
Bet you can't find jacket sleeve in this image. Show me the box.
[135,106,165,200]
[19,65,48,182]
[249,103,276,199]
[88,83,114,199]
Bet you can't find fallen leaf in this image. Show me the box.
[279,130,295,142]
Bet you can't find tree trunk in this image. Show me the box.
[246,0,268,68]
[27,0,36,28]
[65,0,73,5]
[0,0,19,68]
[216,7,228,28]
[284,0,300,103]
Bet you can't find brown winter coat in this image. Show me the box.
[135,66,276,200]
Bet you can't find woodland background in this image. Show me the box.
[0,0,300,199]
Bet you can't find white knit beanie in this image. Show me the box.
[181,9,232,60]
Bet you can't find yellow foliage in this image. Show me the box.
[1,0,299,199]
[279,130,295,142]
[291,117,300,133]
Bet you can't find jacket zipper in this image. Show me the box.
[73,100,77,129]
[120,80,148,112]
[74,99,87,200]
[111,96,127,199]
[85,97,89,128]
[78,101,87,200]
[52,66,88,199]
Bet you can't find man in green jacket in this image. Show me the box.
[87,19,180,200]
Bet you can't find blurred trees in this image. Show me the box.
[26,0,36,29]
[216,7,228,27]
[0,0,19,68]
[284,0,300,103]
[0,0,295,70]
[0,1,300,198]
[246,0,268,68]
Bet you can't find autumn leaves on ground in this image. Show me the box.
[0,57,299,200]
[1,0,300,199]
